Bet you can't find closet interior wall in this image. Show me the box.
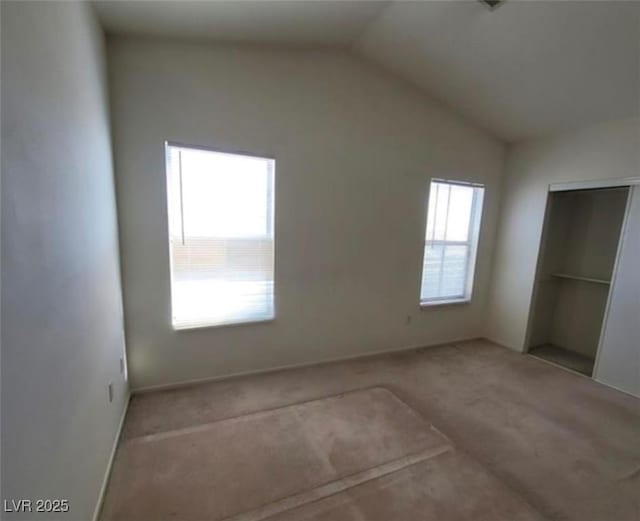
[527,188,629,373]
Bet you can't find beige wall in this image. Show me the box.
[1,2,128,520]
[486,117,640,351]
[108,37,505,390]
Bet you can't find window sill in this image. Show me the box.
[420,298,470,309]
[172,317,275,331]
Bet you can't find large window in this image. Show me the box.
[165,143,275,329]
[420,180,484,305]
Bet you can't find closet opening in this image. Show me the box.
[526,186,630,376]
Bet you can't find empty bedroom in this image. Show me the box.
[1,1,639,520]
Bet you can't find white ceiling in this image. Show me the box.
[356,1,640,141]
[93,0,640,142]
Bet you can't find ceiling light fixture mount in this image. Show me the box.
[479,0,505,10]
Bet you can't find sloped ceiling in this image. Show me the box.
[93,1,390,47]
[93,0,640,142]
[356,1,640,141]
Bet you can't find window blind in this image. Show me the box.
[420,180,484,303]
[165,144,275,329]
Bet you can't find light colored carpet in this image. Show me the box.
[101,387,543,521]
[270,450,544,521]
[102,340,640,521]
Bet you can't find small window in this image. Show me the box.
[420,180,484,305]
[165,143,275,329]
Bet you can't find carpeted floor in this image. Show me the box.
[101,340,640,521]
[528,344,595,376]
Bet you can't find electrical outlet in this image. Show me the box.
[406,315,412,325]
[108,382,114,403]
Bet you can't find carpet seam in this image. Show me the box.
[124,386,410,444]
[219,444,454,521]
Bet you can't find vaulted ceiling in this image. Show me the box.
[93,0,640,142]
[93,1,391,46]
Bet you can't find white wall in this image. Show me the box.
[595,186,640,397]
[1,2,128,519]
[107,37,505,390]
[486,117,640,351]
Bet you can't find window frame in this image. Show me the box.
[164,141,277,330]
[419,179,484,308]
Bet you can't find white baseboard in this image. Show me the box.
[132,336,481,394]
[527,349,639,398]
[592,377,640,399]
[92,392,131,521]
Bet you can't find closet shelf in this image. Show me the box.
[550,273,610,285]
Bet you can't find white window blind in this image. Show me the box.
[420,180,484,304]
[165,144,275,329]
